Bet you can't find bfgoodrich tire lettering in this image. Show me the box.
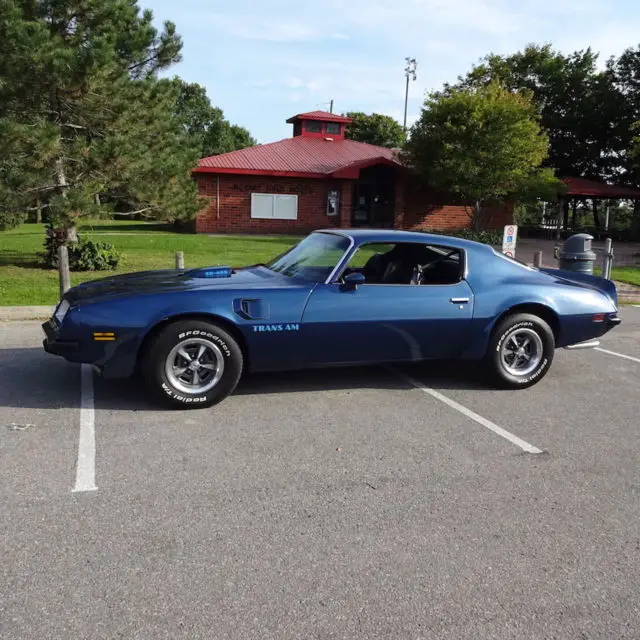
[486,313,555,389]
[143,320,243,408]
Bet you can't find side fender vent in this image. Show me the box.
[233,298,269,320]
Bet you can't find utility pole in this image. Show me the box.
[329,99,334,114]
[403,57,417,132]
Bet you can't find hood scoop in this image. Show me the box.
[186,266,234,279]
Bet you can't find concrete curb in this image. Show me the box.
[0,306,54,321]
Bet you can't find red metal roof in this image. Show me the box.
[195,136,400,178]
[286,110,352,124]
[563,177,640,199]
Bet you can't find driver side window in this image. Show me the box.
[343,242,464,286]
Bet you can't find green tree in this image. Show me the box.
[172,79,256,157]
[345,112,406,148]
[606,46,640,186]
[405,82,560,230]
[454,44,619,181]
[0,0,203,233]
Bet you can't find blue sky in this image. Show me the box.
[144,0,640,143]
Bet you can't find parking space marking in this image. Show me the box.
[392,369,544,454]
[595,347,640,365]
[72,364,97,493]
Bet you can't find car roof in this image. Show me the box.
[315,228,491,251]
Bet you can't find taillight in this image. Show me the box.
[592,313,605,323]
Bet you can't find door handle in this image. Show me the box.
[450,297,470,304]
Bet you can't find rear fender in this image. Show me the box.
[540,268,618,307]
[461,294,561,360]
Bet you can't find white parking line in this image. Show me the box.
[392,369,544,455]
[72,364,97,493]
[594,347,640,365]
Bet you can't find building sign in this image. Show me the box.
[327,189,340,216]
[502,224,518,258]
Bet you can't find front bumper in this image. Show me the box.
[42,320,80,356]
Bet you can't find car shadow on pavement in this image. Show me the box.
[0,348,80,410]
[0,347,495,411]
[235,360,491,397]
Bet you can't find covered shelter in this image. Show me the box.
[555,177,640,238]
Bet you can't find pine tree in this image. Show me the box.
[0,0,203,235]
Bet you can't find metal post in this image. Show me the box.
[602,238,613,280]
[329,99,334,114]
[403,74,410,131]
[534,251,543,268]
[556,198,564,241]
[604,204,610,231]
[58,245,71,298]
[175,251,185,270]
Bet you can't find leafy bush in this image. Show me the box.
[69,238,120,271]
[41,232,120,271]
[428,229,502,245]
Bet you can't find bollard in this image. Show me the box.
[602,238,613,280]
[533,251,543,268]
[58,245,71,298]
[175,251,185,270]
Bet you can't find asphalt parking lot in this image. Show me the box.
[1,309,639,640]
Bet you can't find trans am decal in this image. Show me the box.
[251,324,300,333]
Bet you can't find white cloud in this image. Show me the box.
[202,12,348,43]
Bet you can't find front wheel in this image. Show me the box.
[142,320,243,408]
[486,313,555,389]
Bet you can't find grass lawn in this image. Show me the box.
[611,267,640,287]
[0,221,299,306]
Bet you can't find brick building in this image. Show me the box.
[193,111,512,234]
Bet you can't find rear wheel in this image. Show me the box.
[142,320,243,408]
[486,313,555,389]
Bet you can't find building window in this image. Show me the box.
[305,121,322,133]
[326,122,341,135]
[251,193,298,220]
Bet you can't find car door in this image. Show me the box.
[301,244,475,366]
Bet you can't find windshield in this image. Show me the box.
[266,233,351,282]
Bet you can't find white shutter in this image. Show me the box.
[251,193,274,219]
[274,195,298,220]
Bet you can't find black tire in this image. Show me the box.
[486,313,555,389]
[142,320,243,408]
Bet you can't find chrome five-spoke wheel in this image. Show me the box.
[165,338,225,395]
[499,327,543,377]
[487,313,555,389]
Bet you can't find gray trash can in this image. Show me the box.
[558,233,597,274]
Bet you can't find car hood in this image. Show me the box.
[65,265,298,304]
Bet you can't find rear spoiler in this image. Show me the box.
[540,268,618,306]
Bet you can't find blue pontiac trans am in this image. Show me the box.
[42,229,621,408]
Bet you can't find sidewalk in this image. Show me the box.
[615,281,640,304]
[0,306,54,321]
[515,238,640,268]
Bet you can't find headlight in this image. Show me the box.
[54,299,70,324]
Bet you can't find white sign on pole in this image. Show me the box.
[502,224,518,258]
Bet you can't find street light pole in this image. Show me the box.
[404,57,417,132]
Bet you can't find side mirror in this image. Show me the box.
[341,272,366,291]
